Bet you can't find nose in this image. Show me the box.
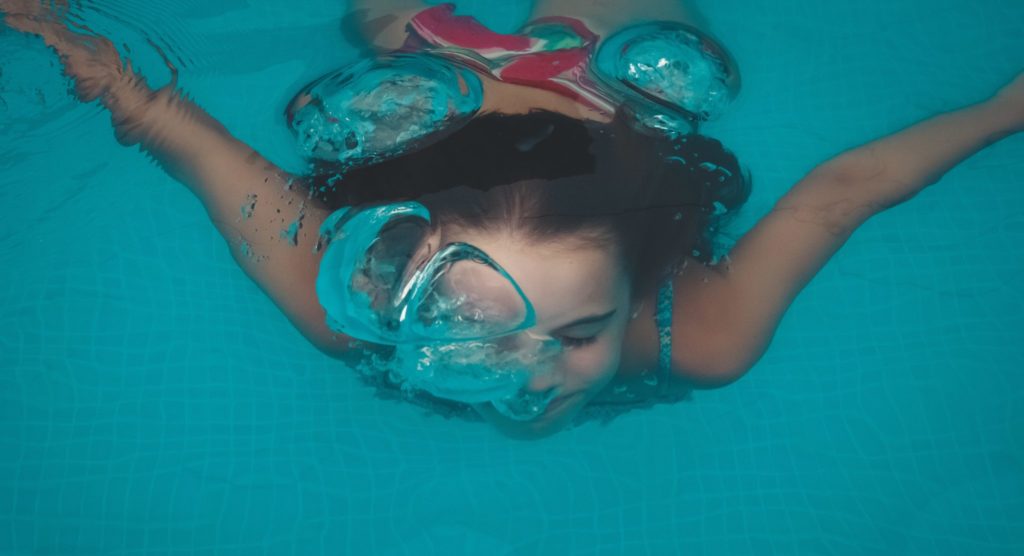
[514,330,565,394]
[484,330,564,392]
[524,372,563,395]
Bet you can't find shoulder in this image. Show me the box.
[622,257,757,389]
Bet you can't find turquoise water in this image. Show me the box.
[2,0,1022,553]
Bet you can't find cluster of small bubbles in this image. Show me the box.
[313,234,327,253]
[491,387,559,421]
[240,194,257,219]
[239,241,253,258]
[698,161,727,174]
[280,219,301,245]
[633,111,692,136]
[280,204,306,246]
[391,341,530,403]
[712,201,728,216]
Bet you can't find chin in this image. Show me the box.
[473,397,583,440]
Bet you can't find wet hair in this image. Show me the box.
[308,110,752,297]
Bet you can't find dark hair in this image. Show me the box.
[309,110,751,297]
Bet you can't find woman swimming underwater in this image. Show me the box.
[3,0,1022,439]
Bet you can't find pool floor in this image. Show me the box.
[1,0,1023,553]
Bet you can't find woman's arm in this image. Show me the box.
[343,0,427,52]
[2,6,356,356]
[669,75,1024,386]
[530,0,707,35]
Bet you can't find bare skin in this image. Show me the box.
[3,0,1022,438]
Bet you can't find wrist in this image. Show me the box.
[102,73,151,114]
[102,73,159,146]
[988,92,1024,134]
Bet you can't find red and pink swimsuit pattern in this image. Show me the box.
[401,3,618,116]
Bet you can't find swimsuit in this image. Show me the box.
[402,3,736,125]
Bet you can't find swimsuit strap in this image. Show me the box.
[655,277,674,377]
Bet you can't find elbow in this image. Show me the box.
[671,341,762,390]
[672,359,752,390]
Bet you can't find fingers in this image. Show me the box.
[0,0,64,19]
[3,11,51,35]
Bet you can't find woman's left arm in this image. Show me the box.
[668,75,1024,386]
[1,3,357,356]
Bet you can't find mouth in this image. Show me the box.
[544,392,580,413]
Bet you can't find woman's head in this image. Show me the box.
[312,110,750,436]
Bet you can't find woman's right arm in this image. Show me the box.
[668,75,1024,386]
[2,7,357,356]
[343,0,426,52]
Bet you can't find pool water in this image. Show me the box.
[2,0,1022,554]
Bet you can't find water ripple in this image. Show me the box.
[0,27,101,147]
[1,1,211,152]
[69,0,209,85]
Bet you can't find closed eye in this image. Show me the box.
[557,335,598,349]
[552,310,617,349]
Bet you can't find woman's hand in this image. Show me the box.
[2,0,135,103]
[0,0,64,18]
[992,72,1024,131]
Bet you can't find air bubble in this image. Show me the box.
[699,162,733,179]
[281,206,306,246]
[240,194,257,219]
[281,220,300,245]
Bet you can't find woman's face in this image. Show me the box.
[435,225,634,438]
